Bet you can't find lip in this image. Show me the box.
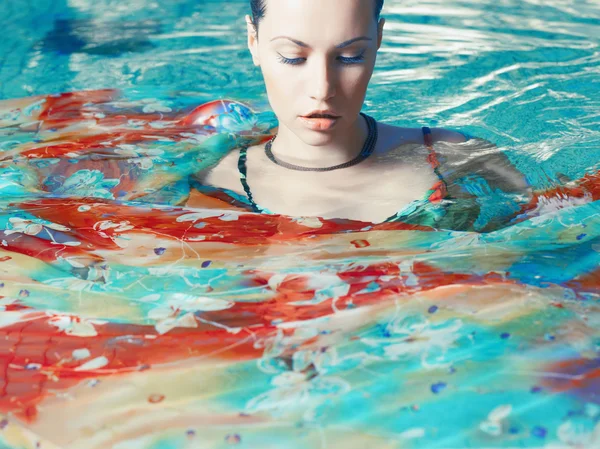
[298,116,339,131]
[302,110,341,119]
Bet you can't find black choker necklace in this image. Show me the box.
[264,112,378,172]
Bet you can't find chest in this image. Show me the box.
[244,149,440,222]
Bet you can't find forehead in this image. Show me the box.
[261,0,376,41]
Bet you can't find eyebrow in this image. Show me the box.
[270,36,372,48]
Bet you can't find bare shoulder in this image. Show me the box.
[430,127,470,144]
[380,124,530,192]
[192,147,246,194]
[376,122,469,153]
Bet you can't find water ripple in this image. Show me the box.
[0,0,598,180]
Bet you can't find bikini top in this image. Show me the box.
[236,126,451,224]
[189,127,529,232]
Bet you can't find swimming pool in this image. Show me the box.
[0,0,599,448]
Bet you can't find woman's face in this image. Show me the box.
[246,0,384,145]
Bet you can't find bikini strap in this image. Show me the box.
[422,126,450,193]
[381,126,450,223]
[422,126,434,149]
[237,147,262,213]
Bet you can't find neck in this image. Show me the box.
[268,114,370,169]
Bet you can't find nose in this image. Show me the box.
[309,57,336,101]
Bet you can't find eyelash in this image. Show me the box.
[276,53,366,66]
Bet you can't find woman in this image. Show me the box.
[191,0,531,231]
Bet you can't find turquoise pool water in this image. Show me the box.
[1,0,599,182]
[1,1,600,448]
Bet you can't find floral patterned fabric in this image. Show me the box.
[0,90,599,449]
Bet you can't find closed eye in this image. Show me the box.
[276,53,366,66]
[276,54,305,65]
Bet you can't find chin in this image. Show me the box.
[297,128,339,146]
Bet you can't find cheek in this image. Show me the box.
[338,68,373,99]
[263,66,288,93]
[261,64,299,112]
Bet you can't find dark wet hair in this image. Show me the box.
[250,0,384,34]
